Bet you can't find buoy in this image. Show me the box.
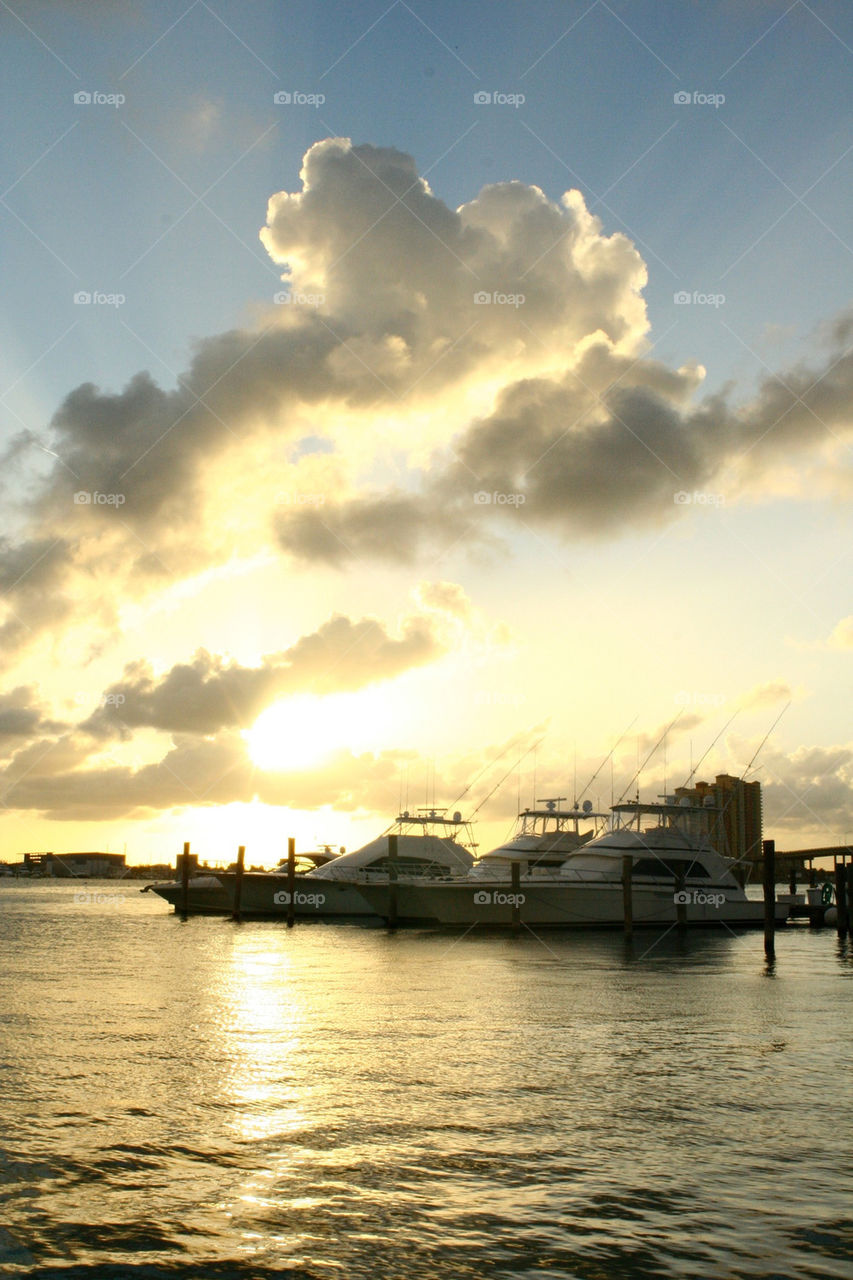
[821,881,834,906]
[824,906,838,927]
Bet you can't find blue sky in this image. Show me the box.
[1,0,851,862]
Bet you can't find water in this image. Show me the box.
[1,880,851,1279]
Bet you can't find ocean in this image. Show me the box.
[1,878,851,1279]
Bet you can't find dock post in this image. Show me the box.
[834,859,848,939]
[763,839,776,960]
[846,864,853,938]
[286,837,296,929]
[622,856,633,937]
[180,841,190,919]
[675,871,687,928]
[387,833,398,929]
[511,860,521,933]
[232,845,245,921]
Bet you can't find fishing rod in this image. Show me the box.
[573,714,639,807]
[681,709,740,790]
[616,709,684,805]
[469,733,547,819]
[447,728,541,813]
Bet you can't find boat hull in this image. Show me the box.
[355,878,790,928]
[146,873,377,918]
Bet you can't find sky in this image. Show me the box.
[0,0,851,867]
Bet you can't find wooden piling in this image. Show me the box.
[387,832,398,929]
[286,837,296,929]
[763,838,776,959]
[231,845,245,921]
[834,858,848,939]
[180,841,190,918]
[622,855,633,937]
[675,871,687,928]
[846,864,853,938]
[511,860,521,933]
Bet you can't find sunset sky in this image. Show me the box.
[1,0,851,866]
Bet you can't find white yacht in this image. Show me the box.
[144,810,476,917]
[355,797,789,928]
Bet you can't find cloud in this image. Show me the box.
[828,616,853,649]
[0,687,65,750]
[1,137,851,665]
[82,606,454,738]
[277,321,853,564]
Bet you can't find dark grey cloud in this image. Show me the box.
[276,325,853,564]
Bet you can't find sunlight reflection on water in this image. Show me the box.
[1,880,852,1279]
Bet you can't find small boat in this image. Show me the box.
[142,847,339,915]
[354,796,790,929]
[143,809,476,918]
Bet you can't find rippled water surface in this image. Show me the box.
[1,880,851,1279]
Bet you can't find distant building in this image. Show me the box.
[675,774,762,861]
[44,851,127,878]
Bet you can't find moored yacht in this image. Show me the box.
[144,809,476,917]
[355,797,789,928]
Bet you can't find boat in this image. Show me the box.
[142,847,340,915]
[354,796,791,929]
[143,809,476,917]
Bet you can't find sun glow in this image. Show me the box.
[244,690,392,771]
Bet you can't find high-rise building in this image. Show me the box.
[674,775,762,862]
